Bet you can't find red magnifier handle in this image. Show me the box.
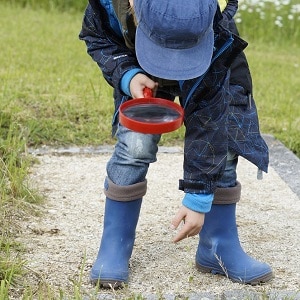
[143,87,153,98]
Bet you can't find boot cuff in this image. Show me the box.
[104,177,147,201]
[213,181,241,205]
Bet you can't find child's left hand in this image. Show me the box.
[171,206,205,243]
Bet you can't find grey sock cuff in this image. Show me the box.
[104,177,147,201]
[213,181,241,205]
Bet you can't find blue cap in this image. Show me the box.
[134,0,217,80]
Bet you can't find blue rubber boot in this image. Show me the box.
[196,203,273,284]
[90,197,142,288]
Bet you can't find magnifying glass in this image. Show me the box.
[119,88,184,134]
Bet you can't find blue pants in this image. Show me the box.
[106,124,237,194]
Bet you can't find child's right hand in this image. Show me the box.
[130,73,158,99]
[171,206,205,243]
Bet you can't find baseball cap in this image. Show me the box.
[134,0,217,80]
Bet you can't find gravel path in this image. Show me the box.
[16,142,300,299]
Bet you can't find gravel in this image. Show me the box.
[15,144,300,299]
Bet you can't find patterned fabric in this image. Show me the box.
[227,85,269,172]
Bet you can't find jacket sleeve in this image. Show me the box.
[79,4,140,91]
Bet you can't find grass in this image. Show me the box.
[237,0,300,154]
[0,4,115,147]
[0,1,299,299]
[245,43,300,154]
[0,3,299,152]
[237,0,300,47]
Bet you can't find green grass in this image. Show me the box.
[245,43,300,155]
[0,4,115,147]
[0,1,299,299]
[236,0,300,155]
[236,0,300,47]
[0,3,299,152]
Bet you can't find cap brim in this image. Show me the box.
[135,24,214,80]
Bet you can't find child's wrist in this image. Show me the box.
[182,192,213,213]
[120,68,145,96]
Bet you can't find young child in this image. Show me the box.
[79,0,273,288]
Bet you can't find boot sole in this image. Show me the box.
[196,262,274,285]
[90,278,125,289]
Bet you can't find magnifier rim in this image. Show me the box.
[119,97,184,134]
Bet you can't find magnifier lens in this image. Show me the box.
[123,104,181,123]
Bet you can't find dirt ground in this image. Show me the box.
[15,148,300,299]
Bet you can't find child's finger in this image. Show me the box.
[170,209,185,230]
[172,223,191,243]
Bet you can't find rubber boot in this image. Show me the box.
[90,197,142,288]
[196,183,273,284]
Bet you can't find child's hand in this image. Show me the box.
[171,206,205,243]
[130,73,158,98]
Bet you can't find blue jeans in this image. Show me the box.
[106,125,237,189]
[106,125,161,186]
[216,150,238,188]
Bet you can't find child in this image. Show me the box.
[79,0,273,288]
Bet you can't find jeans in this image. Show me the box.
[106,125,238,189]
[106,125,161,186]
[216,150,238,188]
